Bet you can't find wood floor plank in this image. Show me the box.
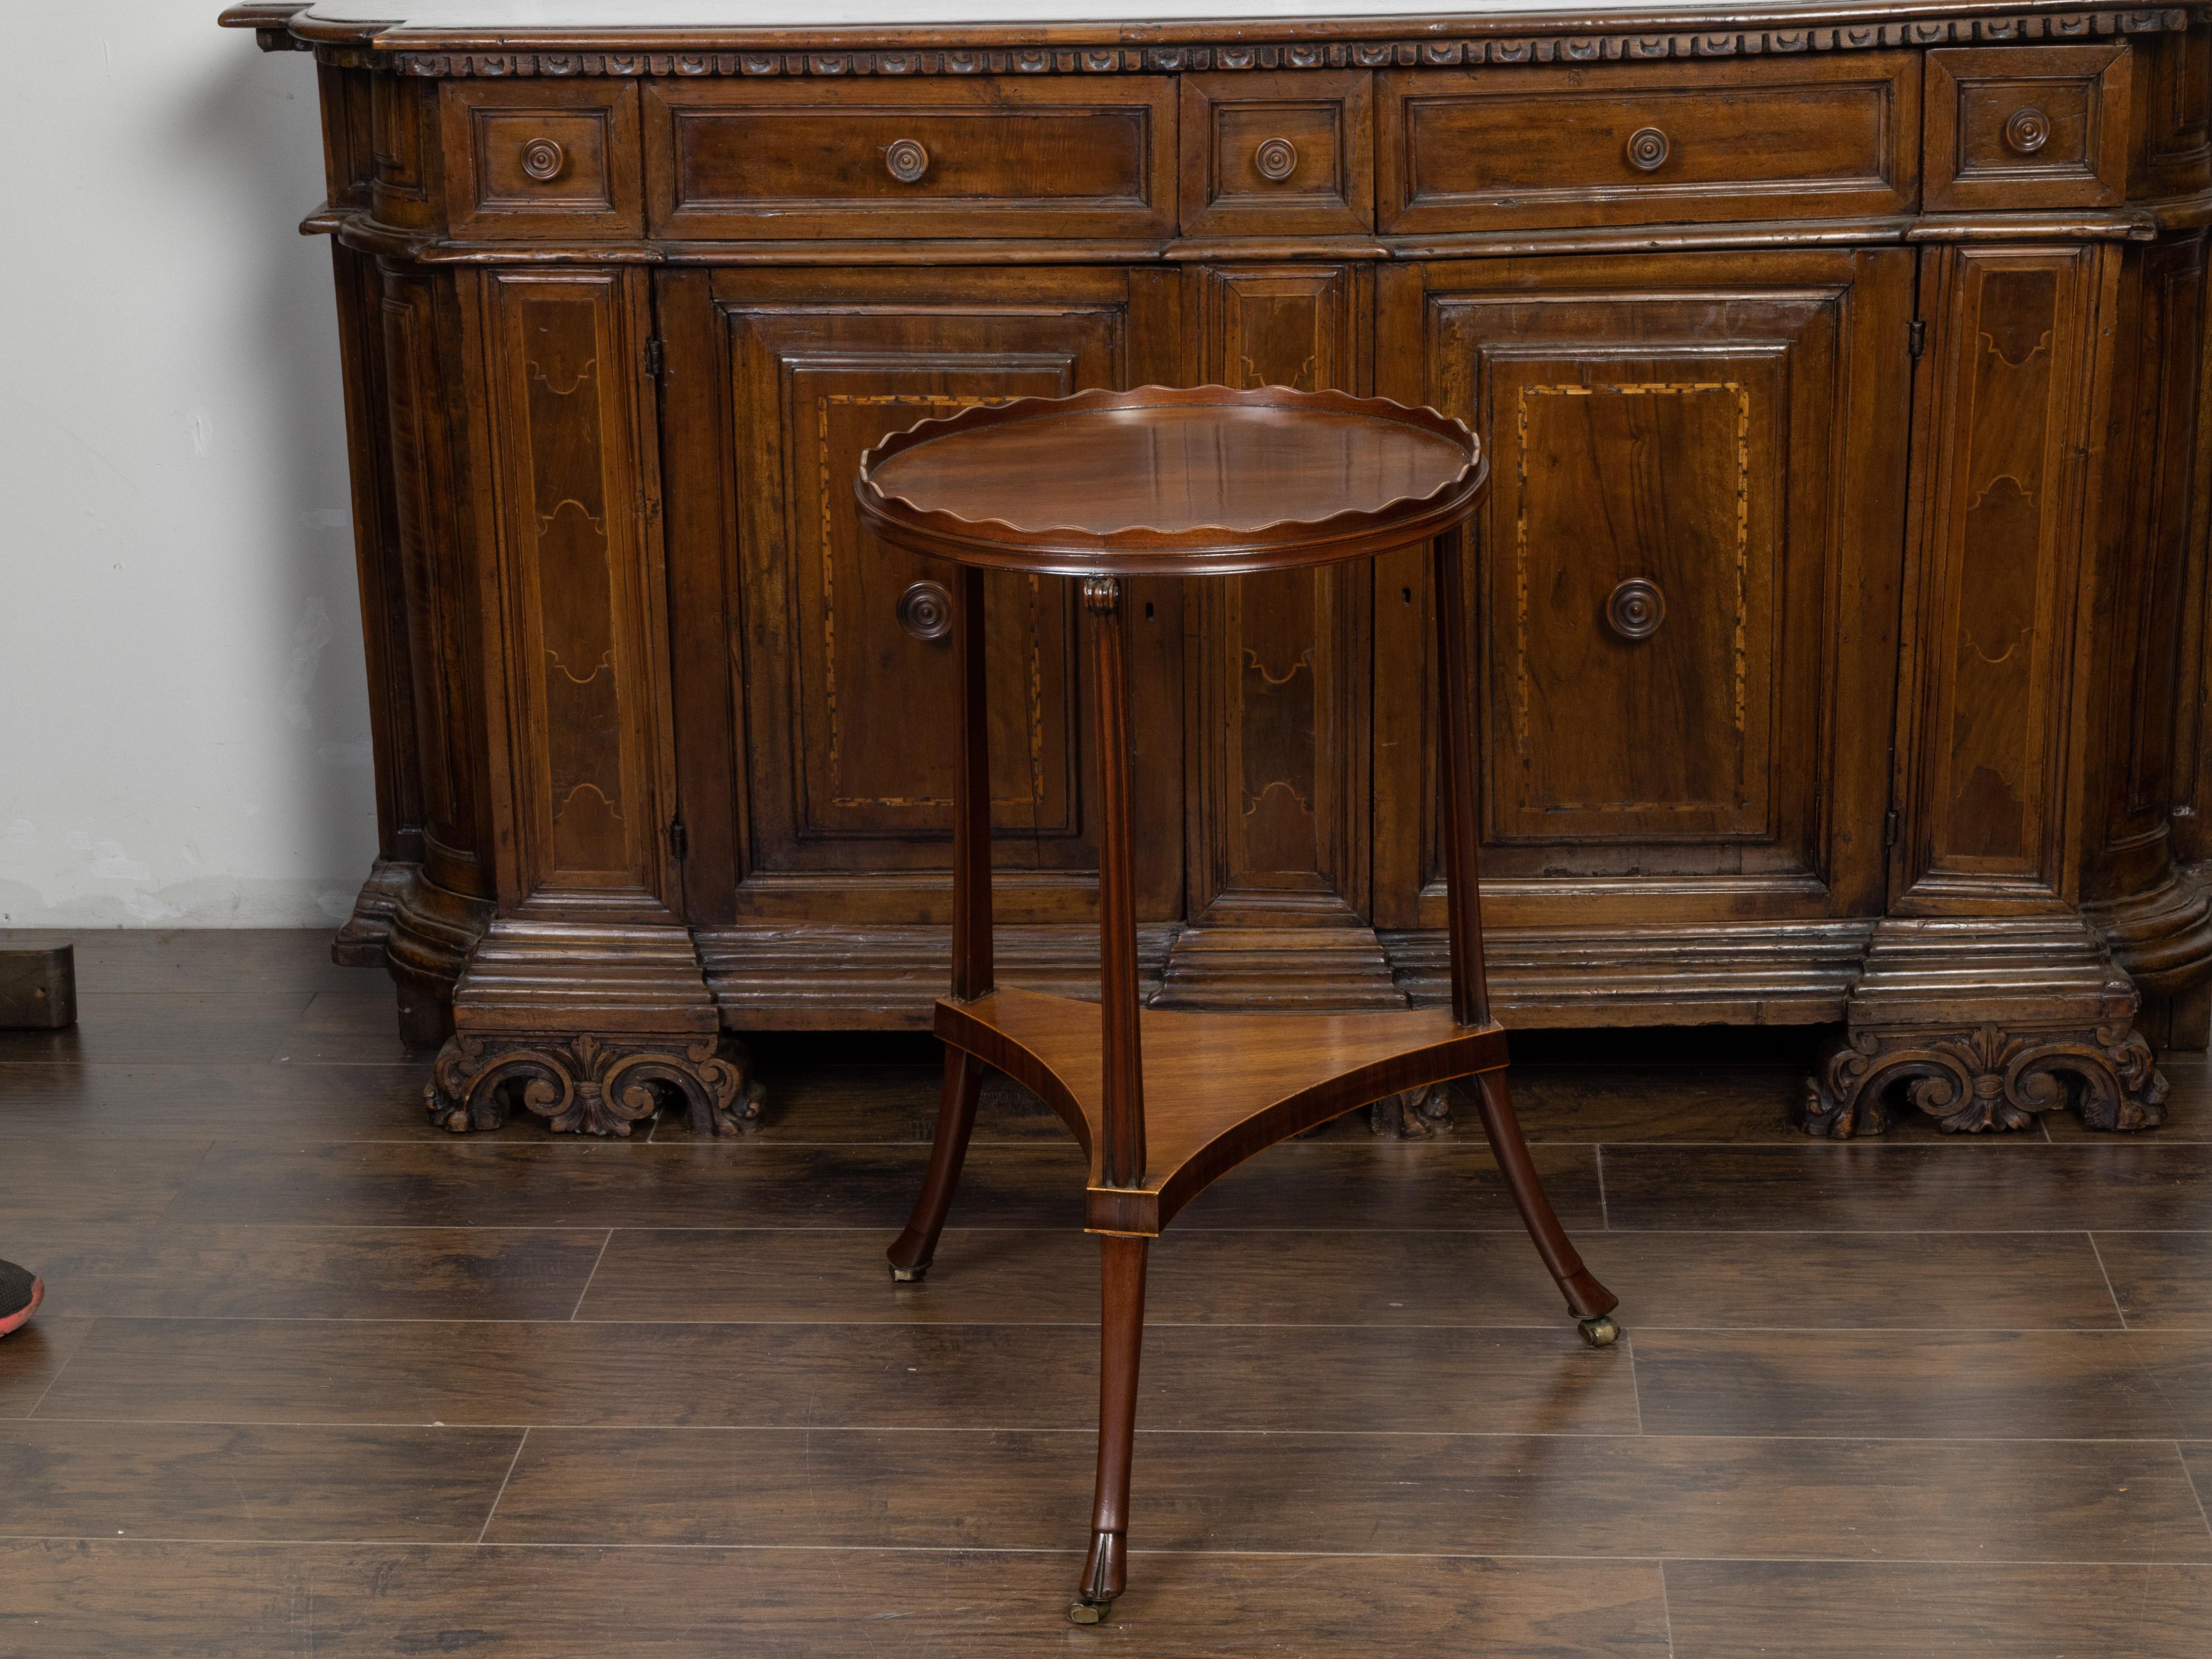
[0,1138,208,1228]
[578,1226,2124,1330]
[1664,1561,2212,1659]
[270,988,418,1066]
[0,1317,94,1420]
[11,1224,609,1321]
[0,1540,1673,1658]
[0,929,354,996]
[161,1141,1090,1229]
[2128,1334,2212,1435]
[33,1318,1636,1434]
[487,1427,2212,1562]
[2183,1443,2210,1517]
[1603,1143,2212,1231]
[1633,1329,2212,1438]
[0,993,317,1066]
[0,1422,523,1543]
[2091,1233,2212,1327]
[160,1139,1604,1231]
[0,1061,476,1142]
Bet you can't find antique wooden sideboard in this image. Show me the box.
[222,0,2212,1139]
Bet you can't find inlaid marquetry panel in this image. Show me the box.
[1441,304,1793,854]
[1188,263,1370,922]
[1386,249,1912,924]
[712,269,1137,881]
[479,268,675,907]
[806,392,1067,823]
[1503,375,1763,833]
[1901,243,2118,905]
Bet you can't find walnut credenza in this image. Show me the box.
[224,0,2212,1139]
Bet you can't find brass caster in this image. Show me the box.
[889,1264,928,1284]
[1578,1314,1621,1348]
[1068,1599,1111,1626]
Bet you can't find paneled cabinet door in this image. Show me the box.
[1374,250,1913,930]
[656,266,1183,928]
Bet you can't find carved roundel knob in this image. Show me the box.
[897,580,954,641]
[1254,137,1300,182]
[1606,578,1666,640]
[2004,107,2052,155]
[1625,127,1671,172]
[520,138,567,182]
[885,138,931,184]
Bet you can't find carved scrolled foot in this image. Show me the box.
[2073,1025,2169,1132]
[331,855,414,967]
[1369,1081,1454,1138]
[1802,1020,2168,1139]
[426,1032,765,1138]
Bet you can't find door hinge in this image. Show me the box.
[669,817,688,860]
[643,337,665,379]
[1907,319,1927,359]
[1882,807,1900,849]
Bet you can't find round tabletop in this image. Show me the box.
[853,385,1486,577]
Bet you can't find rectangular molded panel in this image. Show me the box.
[1901,244,2116,905]
[1923,45,2130,211]
[1397,250,1913,921]
[441,80,644,239]
[1500,371,1778,841]
[712,270,1136,884]
[479,269,672,905]
[1379,55,1921,232]
[645,79,1178,239]
[1186,263,1371,921]
[1179,70,1374,236]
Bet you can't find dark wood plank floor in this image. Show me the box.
[2,928,2209,1656]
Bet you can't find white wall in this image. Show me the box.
[0,6,377,927]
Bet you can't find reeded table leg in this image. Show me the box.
[890,565,995,1286]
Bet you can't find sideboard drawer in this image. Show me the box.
[644,79,1178,239]
[1924,46,2130,210]
[440,81,644,239]
[1179,69,1373,234]
[1379,56,1921,232]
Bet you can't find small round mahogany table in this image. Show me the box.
[854,384,1620,1625]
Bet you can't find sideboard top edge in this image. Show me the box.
[257,0,2200,63]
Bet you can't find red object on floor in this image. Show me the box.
[0,1275,43,1338]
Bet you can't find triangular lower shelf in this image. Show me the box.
[937,985,1509,1234]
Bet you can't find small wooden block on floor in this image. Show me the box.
[0,946,75,1030]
